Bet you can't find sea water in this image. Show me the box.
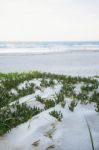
[0,41,99,53]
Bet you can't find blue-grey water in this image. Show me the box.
[0,42,99,53]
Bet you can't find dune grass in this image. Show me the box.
[0,71,99,136]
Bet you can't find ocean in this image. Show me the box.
[0,41,99,54]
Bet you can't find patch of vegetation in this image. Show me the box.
[0,86,17,108]
[0,102,42,135]
[55,91,65,104]
[49,110,63,121]
[0,71,99,136]
[40,78,55,88]
[44,99,55,110]
[69,101,78,112]
[0,83,35,108]
[32,139,40,147]
[54,91,66,108]
[46,145,55,150]
[17,83,35,97]
[81,83,98,93]
[62,83,75,98]
[95,100,99,112]
[90,91,99,103]
[76,93,89,104]
[35,95,45,104]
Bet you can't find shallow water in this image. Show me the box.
[0,41,99,53]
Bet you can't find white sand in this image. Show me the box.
[0,51,99,76]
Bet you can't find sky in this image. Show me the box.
[0,0,99,41]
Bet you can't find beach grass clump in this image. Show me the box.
[49,110,63,121]
[17,83,35,97]
[90,91,99,103]
[76,92,89,104]
[0,102,42,135]
[0,83,35,108]
[69,101,78,112]
[61,100,66,108]
[44,99,55,110]
[54,91,66,108]
[0,71,43,90]
[40,78,55,88]
[93,93,99,112]
[95,101,99,112]
[81,83,99,93]
[62,83,75,98]
[55,91,65,104]
[35,95,45,104]
[46,145,55,150]
[32,139,40,147]
[0,87,18,108]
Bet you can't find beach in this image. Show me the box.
[0,51,99,76]
[0,51,99,150]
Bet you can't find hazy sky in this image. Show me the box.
[0,0,99,41]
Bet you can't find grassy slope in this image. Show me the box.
[0,71,99,149]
